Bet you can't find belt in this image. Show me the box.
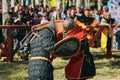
[31,56,52,62]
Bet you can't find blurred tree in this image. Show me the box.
[76,0,83,9]
[11,0,15,7]
[43,0,47,8]
[35,0,40,5]
[56,0,62,20]
[2,0,8,39]
[69,0,72,6]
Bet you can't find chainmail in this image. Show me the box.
[26,22,56,80]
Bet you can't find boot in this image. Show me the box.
[106,50,112,58]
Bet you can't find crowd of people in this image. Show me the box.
[0,1,120,80]
[0,3,112,25]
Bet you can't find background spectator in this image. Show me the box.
[41,15,48,24]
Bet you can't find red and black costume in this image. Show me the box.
[57,19,96,79]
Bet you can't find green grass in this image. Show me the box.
[0,48,120,80]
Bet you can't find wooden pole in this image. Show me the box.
[2,1,15,62]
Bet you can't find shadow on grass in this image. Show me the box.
[92,51,120,70]
[0,61,28,80]
[93,51,120,60]
[53,58,69,70]
[54,66,65,70]
[109,59,120,69]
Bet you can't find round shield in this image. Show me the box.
[53,37,80,58]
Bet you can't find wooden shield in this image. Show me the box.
[53,37,80,58]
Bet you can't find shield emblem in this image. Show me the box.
[53,37,80,58]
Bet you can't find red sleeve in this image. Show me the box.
[56,29,63,42]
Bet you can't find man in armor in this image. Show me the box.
[21,22,56,80]
[57,18,96,80]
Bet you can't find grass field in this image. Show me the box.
[0,48,120,80]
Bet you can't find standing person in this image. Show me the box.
[61,0,71,20]
[14,11,26,25]
[4,12,14,61]
[21,22,57,80]
[0,7,3,43]
[14,11,27,58]
[38,7,46,17]
[75,7,84,20]
[40,15,48,24]
[46,6,53,21]
[23,8,31,24]
[57,18,96,80]
[100,6,107,15]
[92,9,102,23]
[69,8,76,19]
[14,11,27,41]
[76,9,99,47]
[32,14,41,25]
[51,7,57,20]
[4,12,14,25]
[10,7,18,20]
[79,9,98,26]
[100,12,115,58]
[4,11,14,38]
[0,7,2,25]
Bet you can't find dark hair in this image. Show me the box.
[84,8,90,12]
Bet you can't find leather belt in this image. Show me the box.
[31,56,52,62]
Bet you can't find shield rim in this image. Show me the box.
[53,37,80,58]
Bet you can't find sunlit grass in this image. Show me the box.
[0,48,120,80]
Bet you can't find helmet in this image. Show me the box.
[62,18,76,31]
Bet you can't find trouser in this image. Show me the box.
[106,35,112,57]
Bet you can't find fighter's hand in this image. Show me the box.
[50,50,56,59]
